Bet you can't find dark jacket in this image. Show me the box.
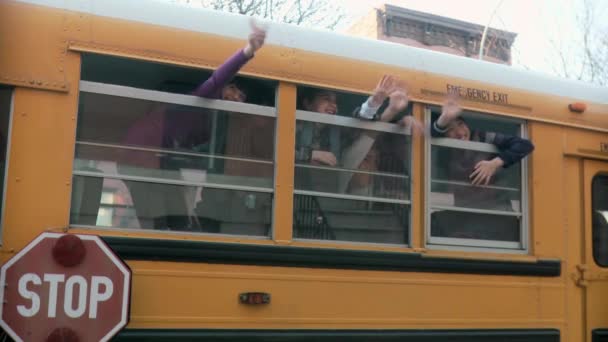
[430,118,534,168]
[430,117,534,211]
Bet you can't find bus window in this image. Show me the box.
[293,86,411,245]
[70,55,277,237]
[0,86,10,231]
[427,108,528,250]
[593,175,608,266]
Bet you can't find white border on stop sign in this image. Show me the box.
[0,232,131,342]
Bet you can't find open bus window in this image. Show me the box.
[70,55,277,236]
[80,53,276,105]
[0,87,10,230]
[427,108,528,250]
[593,175,608,267]
[293,85,412,245]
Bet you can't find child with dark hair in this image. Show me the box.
[123,20,266,169]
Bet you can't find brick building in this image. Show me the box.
[347,4,517,65]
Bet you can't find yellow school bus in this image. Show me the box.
[1,0,608,341]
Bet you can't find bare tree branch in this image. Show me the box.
[546,0,607,85]
[183,0,347,30]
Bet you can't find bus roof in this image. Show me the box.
[17,0,608,104]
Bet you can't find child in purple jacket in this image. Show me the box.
[120,21,267,230]
[123,21,266,169]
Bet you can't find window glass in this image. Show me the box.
[75,93,274,188]
[427,108,527,249]
[430,145,521,212]
[295,124,410,201]
[71,81,276,237]
[294,195,409,244]
[593,175,608,266]
[293,86,411,245]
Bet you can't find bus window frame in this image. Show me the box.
[424,106,530,253]
[0,86,14,246]
[592,173,608,267]
[70,80,278,239]
[292,91,413,247]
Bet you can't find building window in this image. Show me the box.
[426,107,529,250]
[593,175,608,266]
[293,86,412,245]
[70,54,277,237]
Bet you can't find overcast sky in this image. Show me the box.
[165,0,608,80]
[334,0,606,77]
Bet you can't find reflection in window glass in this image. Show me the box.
[295,123,410,201]
[593,175,608,266]
[72,175,272,234]
[96,191,115,227]
[71,89,275,236]
[431,212,520,242]
[294,195,409,244]
[429,145,521,243]
[430,145,521,211]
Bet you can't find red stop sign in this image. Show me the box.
[0,233,131,342]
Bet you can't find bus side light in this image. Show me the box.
[569,102,587,113]
[239,292,271,305]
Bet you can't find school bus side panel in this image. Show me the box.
[2,64,81,256]
[528,123,566,258]
[124,261,563,330]
[562,130,586,342]
[0,1,87,92]
[0,1,88,252]
[582,158,608,341]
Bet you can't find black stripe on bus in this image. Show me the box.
[102,237,560,277]
[114,329,560,341]
[593,329,608,342]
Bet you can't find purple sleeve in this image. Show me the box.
[191,49,252,99]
